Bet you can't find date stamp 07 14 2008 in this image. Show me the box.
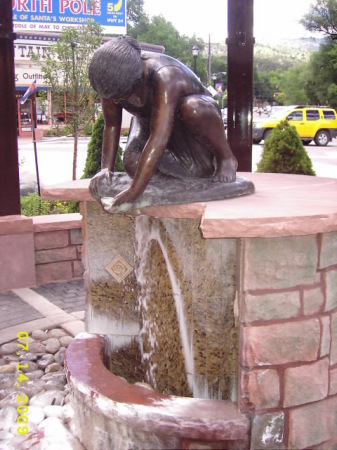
[16,331,30,436]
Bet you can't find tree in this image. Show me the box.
[137,16,206,80]
[281,64,310,105]
[302,40,337,107]
[126,1,208,80]
[256,120,316,175]
[82,114,104,178]
[254,68,276,104]
[32,20,103,180]
[211,55,227,78]
[299,0,337,107]
[127,0,150,37]
[301,0,337,37]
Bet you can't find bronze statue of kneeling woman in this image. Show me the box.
[88,36,239,207]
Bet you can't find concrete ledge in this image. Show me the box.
[201,174,337,238]
[33,213,82,232]
[0,214,33,236]
[42,173,337,238]
[42,179,94,202]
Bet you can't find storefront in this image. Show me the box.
[12,0,127,137]
[14,34,52,137]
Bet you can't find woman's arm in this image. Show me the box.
[101,97,123,174]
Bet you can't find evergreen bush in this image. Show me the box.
[256,120,316,176]
[82,114,124,179]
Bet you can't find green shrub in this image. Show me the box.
[115,145,125,172]
[257,120,316,176]
[83,122,93,136]
[44,127,67,137]
[21,193,79,216]
[82,114,124,178]
[82,114,104,178]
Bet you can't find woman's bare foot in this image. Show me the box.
[213,156,238,183]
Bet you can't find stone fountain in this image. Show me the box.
[42,171,337,450]
[43,37,337,449]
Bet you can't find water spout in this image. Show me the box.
[135,216,195,394]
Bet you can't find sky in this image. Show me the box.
[142,0,317,43]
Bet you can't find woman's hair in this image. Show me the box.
[89,36,143,99]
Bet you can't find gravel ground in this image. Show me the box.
[0,328,85,450]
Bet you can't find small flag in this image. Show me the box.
[20,79,37,105]
[207,85,218,97]
[215,83,222,97]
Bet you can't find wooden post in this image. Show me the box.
[0,1,21,215]
[227,0,254,172]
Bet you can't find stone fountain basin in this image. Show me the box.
[65,333,250,450]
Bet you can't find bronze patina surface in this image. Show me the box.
[88,36,254,211]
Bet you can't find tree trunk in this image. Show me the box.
[72,86,79,180]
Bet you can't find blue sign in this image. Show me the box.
[12,0,126,35]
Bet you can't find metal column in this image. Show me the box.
[0,1,21,216]
[227,0,254,172]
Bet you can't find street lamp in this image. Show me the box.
[192,45,199,75]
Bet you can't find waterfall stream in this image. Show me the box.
[135,216,196,394]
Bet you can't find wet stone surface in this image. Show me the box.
[0,328,85,449]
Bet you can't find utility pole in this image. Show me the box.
[227,0,254,172]
[0,1,21,215]
[208,35,212,83]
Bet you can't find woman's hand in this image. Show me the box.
[111,187,137,206]
[89,168,113,198]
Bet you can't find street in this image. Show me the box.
[18,137,90,189]
[17,136,337,191]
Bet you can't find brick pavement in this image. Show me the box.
[0,290,44,329]
[32,279,86,313]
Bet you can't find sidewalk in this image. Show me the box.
[0,279,86,345]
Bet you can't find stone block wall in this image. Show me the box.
[239,232,337,449]
[33,213,84,285]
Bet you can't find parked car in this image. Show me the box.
[253,105,337,146]
[54,110,73,121]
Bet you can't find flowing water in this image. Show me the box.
[135,216,196,394]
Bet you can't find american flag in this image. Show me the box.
[20,79,37,104]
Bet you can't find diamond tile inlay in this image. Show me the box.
[105,255,133,283]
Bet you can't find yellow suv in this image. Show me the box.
[253,105,337,146]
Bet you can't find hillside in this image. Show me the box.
[254,37,322,70]
[208,37,322,71]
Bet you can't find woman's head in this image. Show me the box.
[89,36,143,99]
